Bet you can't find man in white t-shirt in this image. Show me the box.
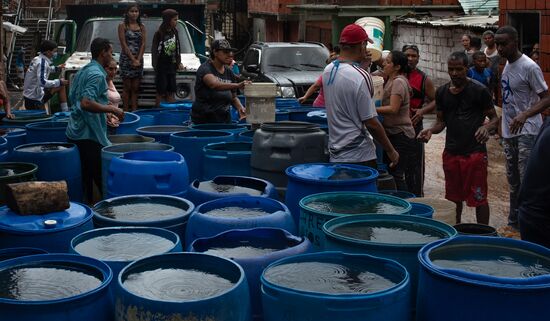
[495,26,549,228]
[323,24,398,168]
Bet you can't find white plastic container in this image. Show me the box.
[355,17,385,62]
[372,76,384,107]
[244,83,277,124]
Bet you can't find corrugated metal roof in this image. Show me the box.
[458,0,499,15]
[398,15,498,29]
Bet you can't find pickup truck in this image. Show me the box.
[50,3,205,108]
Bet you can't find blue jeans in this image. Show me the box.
[503,135,537,225]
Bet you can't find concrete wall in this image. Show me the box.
[393,23,486,85]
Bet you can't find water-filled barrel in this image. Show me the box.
[101,142,173,198]
[159,100,193,109]
[0,253,113,321]
[275,98,301,109]
[107,150,188,198]
[52,111,71,122]
[187,175,278,206]
[379,190,416,199]
[261,251,412,321]
[409,202,434,219]
[25,121,68,143]
[453,223,498,236]
[0,137,8,161]
[275,109,290,121]
[116,252,251,321]
[157,109,190,125]
[0,248,48,262]
[134,108,164,126]
[0,202,93,253]
[115,112,140,135]
[410,197,456,225]
[190,123,248,135]
[238,130,255,142]
[323,214,456,305]
[108,134,155,144]
[0,162,37,205]
[251,121,327,197]
[0,126,26,154]
[3,110,53,125]
[185,196,296,246]
[169,130,234,182]
[93,195,194,242]
[299,192,411,248]
[287,108,328,125]
[189,228,313,320]
[71,226,182,278]
[11,143,83,202]
[417,236,550,321]
[136,125,188,144]
[285,163,379,226]
[202,142,252,180]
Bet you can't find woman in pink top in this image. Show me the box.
[298,75,325,107]
[103,59,122,131]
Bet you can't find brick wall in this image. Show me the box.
[393,23,487,85]
[248,0,299,15]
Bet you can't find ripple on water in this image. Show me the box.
[332,221,447,245]
[204,206,270,218]
[204,245,282,259]
[96,203,183,222]
[198,181,262,196]
[123,268,235,302]
[306,199,406,215]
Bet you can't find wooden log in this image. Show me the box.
[5,181,70,215]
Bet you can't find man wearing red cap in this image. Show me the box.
[323,24,399,167]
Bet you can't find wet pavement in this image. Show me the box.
[423,114,510,230]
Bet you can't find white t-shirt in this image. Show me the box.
[501,54,547,138]
[323,62,378,163]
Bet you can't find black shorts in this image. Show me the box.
[24,89,54,109]
[156,72,177,95]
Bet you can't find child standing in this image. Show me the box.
[152,9,184,107]
[467,51,493,88]
[23,40,69,112]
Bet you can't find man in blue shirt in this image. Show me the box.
[66,37,124,203]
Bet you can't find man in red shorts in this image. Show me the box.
[418,51,498,224]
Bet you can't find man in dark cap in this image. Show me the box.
[323,24,398,168]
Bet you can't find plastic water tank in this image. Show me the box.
[202,142,252,180]
[25,121,68,143]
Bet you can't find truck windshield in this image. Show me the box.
[262,47,329,72]
[75,18,194,53]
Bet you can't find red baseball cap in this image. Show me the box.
[339,24,374,45]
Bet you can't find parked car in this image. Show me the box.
[240,42,329,105]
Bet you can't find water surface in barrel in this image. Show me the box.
[431,246,550,278]
[264,261,397,294]
[97,203,183,222]
[17,145,69,152]
[75,233,175,261]
[198,181,262,196]
[204,243,283,259]
[332,221,446,244]
[327,168,372,180]
[306,198,405,215]
[123,268,234,301]
[205,206,270,218]
[0,264,102,300]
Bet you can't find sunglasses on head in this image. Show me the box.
[402,45,419,53]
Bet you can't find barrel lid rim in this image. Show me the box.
[24,121,69,130]
[136,125,188,134]
[117,252,246,303]
[195,195,288,220]
[323,213,457,248]
[13,142,76,152]
[102,142,173,153]
[0,253,112,305]
[286,163,379,184]
[260,251,410,298]
[419,236,550,289]
[170,129,234,138]
[260,121,321,132]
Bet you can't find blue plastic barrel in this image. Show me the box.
[185,196,296,246]
[261,251,412,321]
[108,134,155,144]
[379,190,416,199]
[71,226,182,279]
[287,107,327,125]
[0,254,113,321]
[0,162,37,205]
[0,202,94,253]
[409,202,434,218]
[191,123,248,135]
[101,142,173,198]
[107,150,188,198]
[136,125,188,144]
[299,192,412,248]
[116,252,251,321]
[202,142,252,180]
[417,236,550,321]
[115,112,140,135]
[238,130,255,142]
[275,98,301,109]
[3,110,53,125]
[11,143,83,202]
[157,109,190,125]
[0,247,48,262]
[0,126,26,154]
[0,137,8,161]
[169,130,234,182]
[134,108,164,126]
[323,214,456,307]
[52,111,71,122]
[275,109,290,121]
[190,228,313,320]
[93,194,194,242]
[186,175,278,206]
[25,121,68,143]
[285,163,379,226]
[159,100,193,109]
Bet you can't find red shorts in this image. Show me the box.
[442,150,488,207]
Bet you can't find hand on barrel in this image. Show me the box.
[237,80,252,89]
